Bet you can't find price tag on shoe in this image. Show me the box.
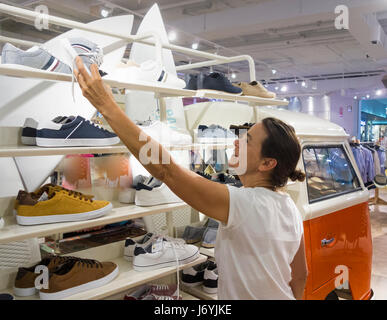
[151,237,164,253]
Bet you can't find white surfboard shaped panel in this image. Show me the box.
[125,4,187,132]
[0,15,133,193]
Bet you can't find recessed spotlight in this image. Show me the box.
[301,81,306,87]
[272,69,277,75]
[231,72,236,79]
[192,42,198,50]
[100,8,110,17]
[376,89,383,96]
[354,96,358,100]
[366,94,370,99]
[168,31,177,41]
[280,85,288,92]
[275,86,279,91]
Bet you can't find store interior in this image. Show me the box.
[1,0,387,301]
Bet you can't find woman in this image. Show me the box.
[74,57,308,300]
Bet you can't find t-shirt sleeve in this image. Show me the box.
[222,185,248,229]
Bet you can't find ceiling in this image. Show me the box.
[1,0,387,97]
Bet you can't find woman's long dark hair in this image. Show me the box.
[261,117,306,190]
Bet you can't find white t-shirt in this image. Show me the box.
[214,185,304,300]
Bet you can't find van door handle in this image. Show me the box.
[321,238,335,247]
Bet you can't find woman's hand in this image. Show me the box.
[74,56,115,113]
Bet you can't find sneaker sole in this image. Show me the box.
[202,285,218,294]
[181,280,203,287]
[13,286,37,297]
[201,243,215,249]
[35,137,120,147]
[21,136,36,146]
[39,265,119,300]
[196,89,243,96]
[135,190,184,207]
[133,251,200,272]
[16,202,112,226]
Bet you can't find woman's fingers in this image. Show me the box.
[90,63,101,80]
[75,56,91,83]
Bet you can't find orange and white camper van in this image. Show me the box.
[185,102,373,300]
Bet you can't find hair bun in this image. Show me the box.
[289,170,306,182]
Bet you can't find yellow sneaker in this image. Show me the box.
[16,187,111,226]
[14,184,94,215]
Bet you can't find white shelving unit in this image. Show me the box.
[181,284,218,301]
[199,247,215,258]
[0,3,288,300]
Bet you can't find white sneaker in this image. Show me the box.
[124,233,156,261]
[203,261,218,294]
[132,236,200,271]
[135,176,183,206]
[139,121,192,146]
[107,60,186,89]
[118,175,148,204]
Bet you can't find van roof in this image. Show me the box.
[257,107,348,138]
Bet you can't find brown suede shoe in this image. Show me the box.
[233,81,276,98]
[39,258,118,300]
[13,255,75,297]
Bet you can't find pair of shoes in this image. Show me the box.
[13,255,118,300]
[124,283,181,300]
[182,260,218,294]
[182,218,219,248]
[119,175,183,206]
[106,60,186,89]
[233,81,276,98]
[197,124,237,144]
[124,233,199,271]
[21,116,120,147]
[200,72,242,95]
[14,184,111,226]
[1,37,104,75]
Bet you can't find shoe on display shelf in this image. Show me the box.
[0,293,14,300]
[181,261,211,287]
[13,255,75,297]
[201,227,217,249]
[14,183,94,216]
[182,225,206,244]
[124,283,180,300]
[138,120,192,146]
[233,81,276,99]
[21,116,77,146]
[118,175,148,204]
[202,260,218,294]
[132,235,200,272]
[15,185,111,226]
[197,124,237,144]
[200,72,242,95]
[35,115,120,147]
[1,42,72,74]
[39,257,118,300]
[124,232,156,262]
[106,59,185,89]
[134,176,183,207]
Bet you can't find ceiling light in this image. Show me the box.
[354,96,358,100]
[272,69,277,75]
[168,31,177,41]
[192,42,199,50]
[376,89,383,96]
[366,94,370,99]
[301,81,306,87]
[275,86,279,91]
[100,8,110,17]
[280,85,288,92]
[231,72,236,79]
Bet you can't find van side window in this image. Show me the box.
[303,146,361,203]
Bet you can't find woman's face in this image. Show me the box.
[229,123,267,176]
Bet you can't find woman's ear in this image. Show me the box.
[258,158,277,172]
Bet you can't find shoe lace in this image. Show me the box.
[75,257,103,268]
[67,190,93,202]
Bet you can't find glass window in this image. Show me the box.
[303,146,361,203]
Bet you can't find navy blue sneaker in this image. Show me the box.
[201,72,242,95]
[185,74,198,90]
[36,115,120,147]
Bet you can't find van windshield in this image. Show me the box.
[303,145,361,203]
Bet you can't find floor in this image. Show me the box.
[369,189,387,300]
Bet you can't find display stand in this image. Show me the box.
[369,187,387,205]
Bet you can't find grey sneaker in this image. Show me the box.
[182,225,206,244]
[1,43,72,73]
[201,227,218,249]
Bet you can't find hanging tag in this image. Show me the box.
[152,237,164,253]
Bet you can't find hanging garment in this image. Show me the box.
[351,146,366,183]
[377,148,386,176]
